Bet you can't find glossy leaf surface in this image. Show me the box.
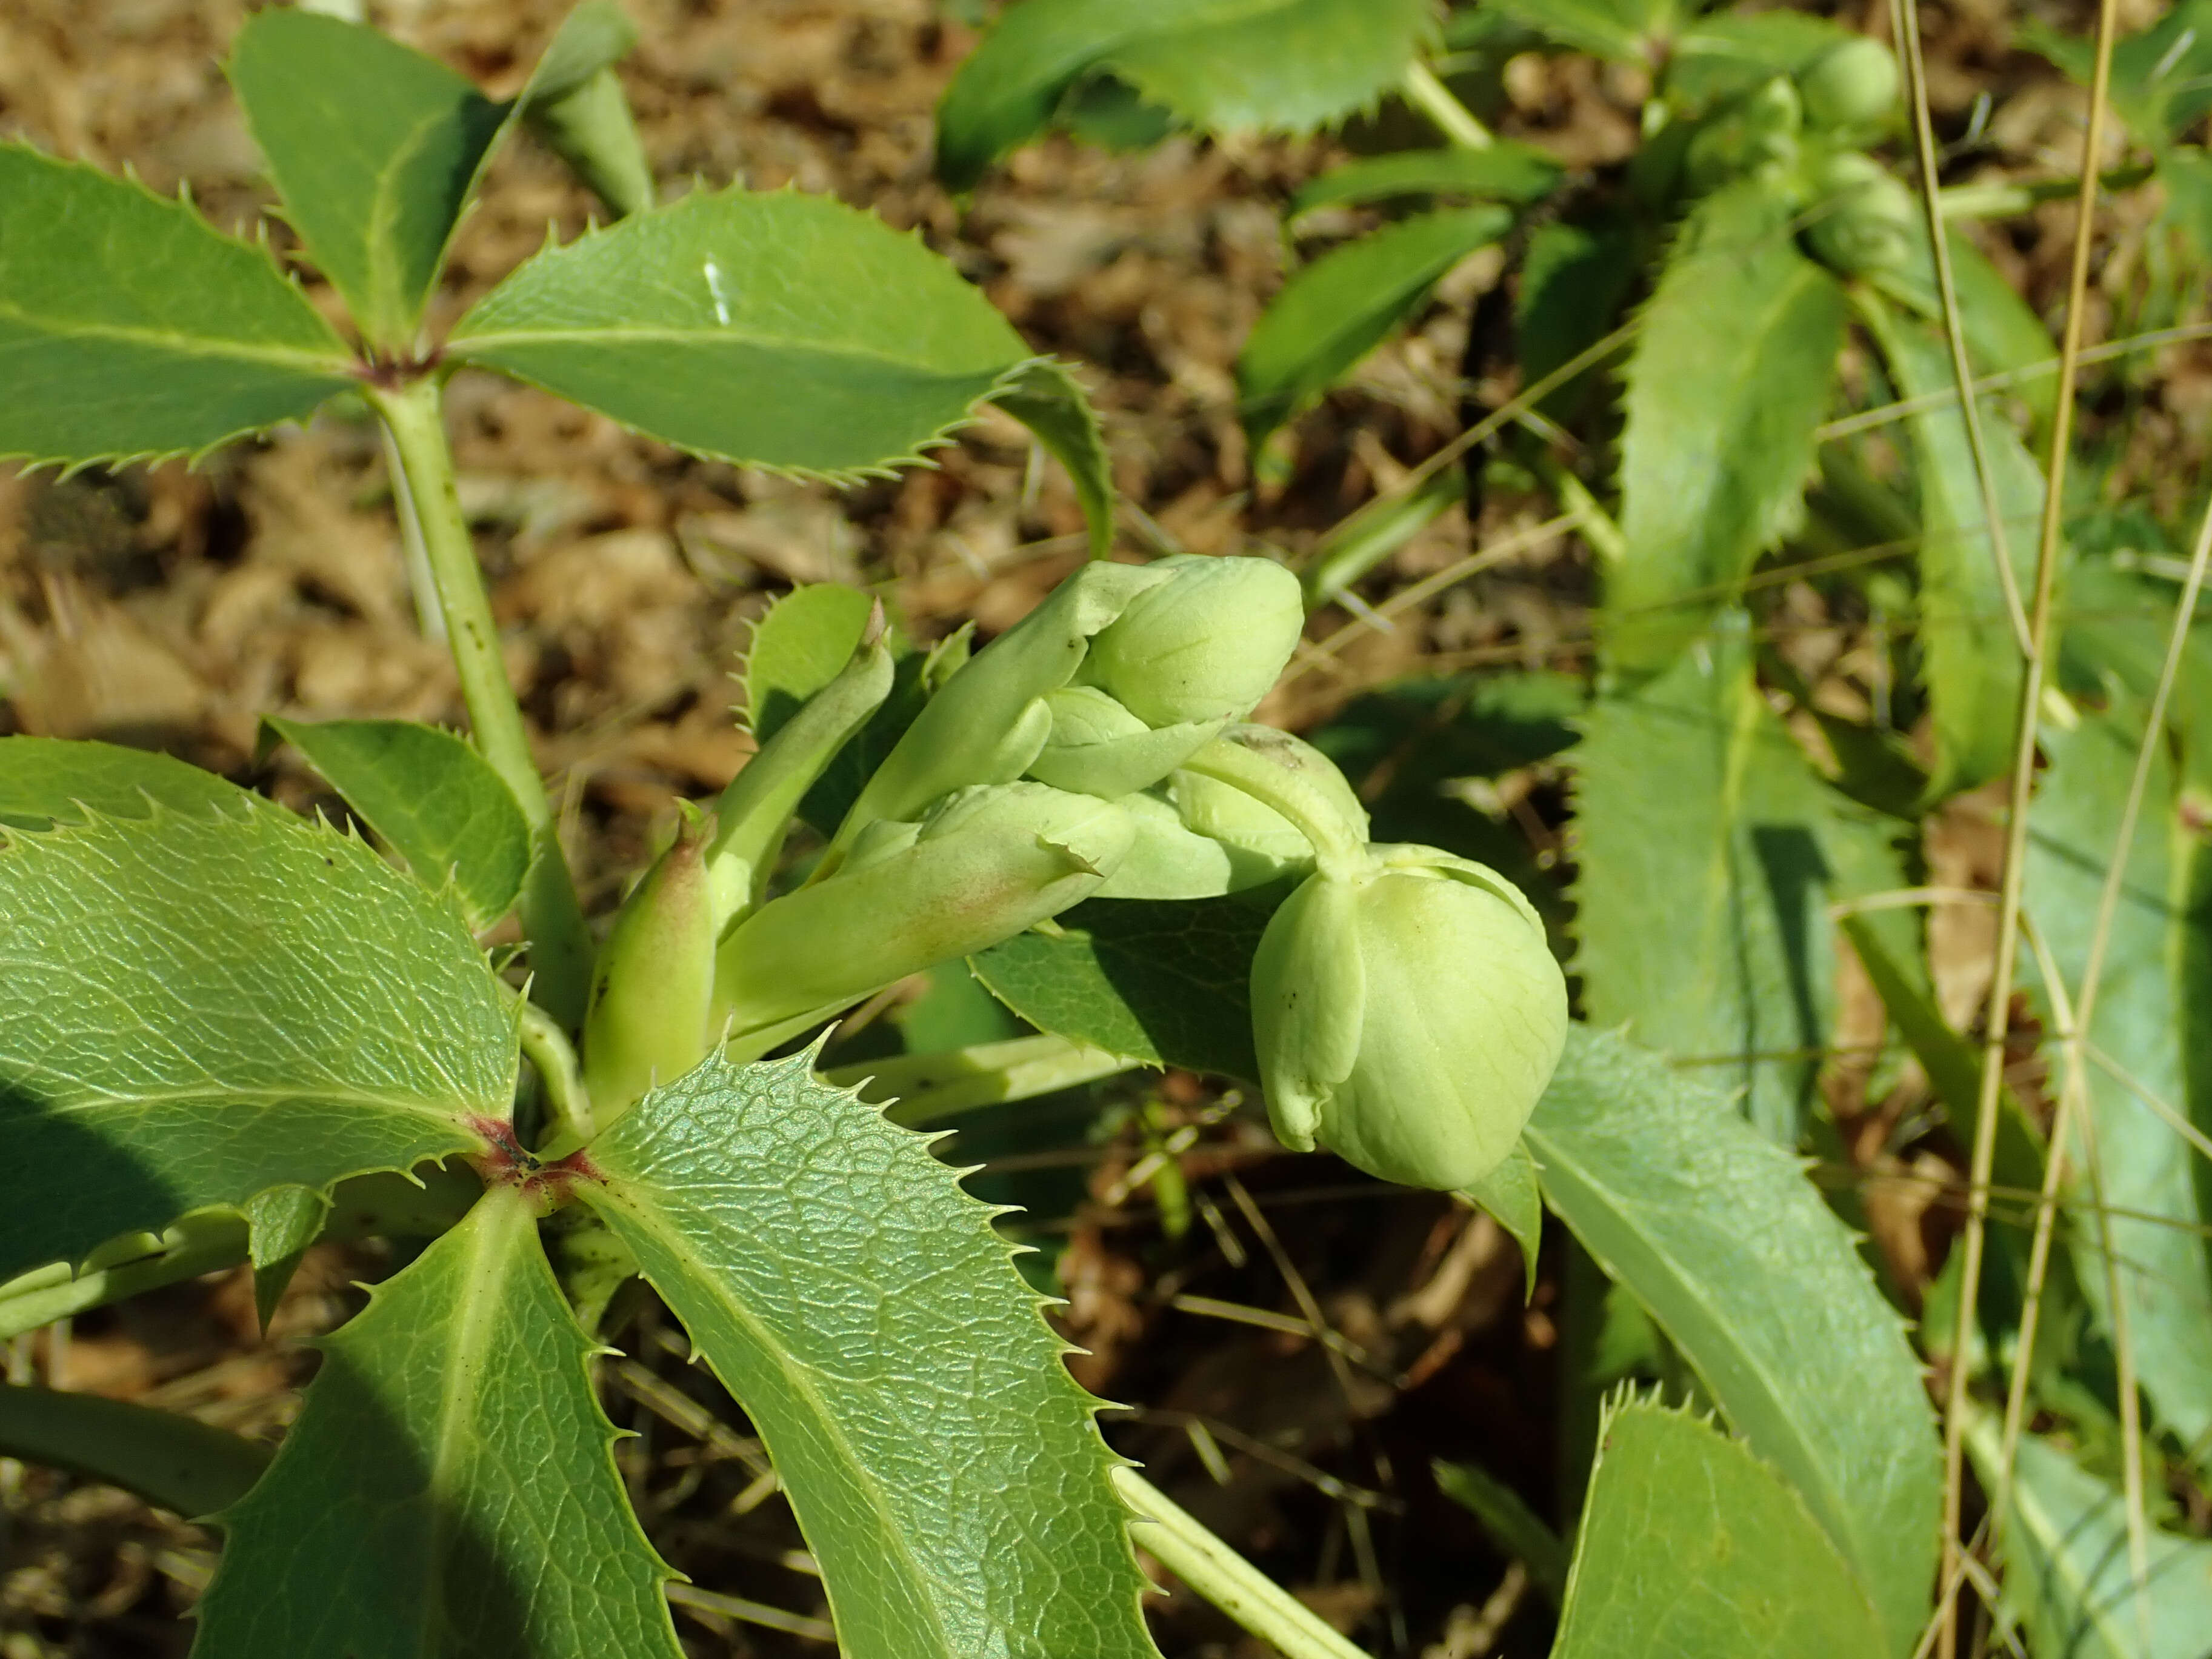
[0,736,254,829]
[936,0,1434,190]
[0,803,510,1279]
[269,718,531,931]
[450,189,1030,478]
[1238,206,1511,446]
[582,1052,1158,1659]
[1553,1398,1887,1658]
[194,1190,680,1658]
[230,10,505,349]
[1527,1027,1940,1657]
[0,145,351,467]
[1606,181,1846,672]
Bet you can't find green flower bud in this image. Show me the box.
[1803,152,1916,277]
[1084,555,1305,727]
[1167,770,1314,873]
[1685,75,1803,194]
[1025,685,1225,799]
[1251,848,1567,1191]
[829,562,1171,855]
[1797,38,1898,133]
[584,814,718,1121]
[713,783,1133,1053]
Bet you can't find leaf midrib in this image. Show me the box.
[452,320,1012,382]
[16,1078,488,1127]
[0,297,351,372]
[1525,1128,1872,1593]
[599,1184,961,1659]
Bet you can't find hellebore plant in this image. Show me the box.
[0,8,1568,1657]
[0,7,1967,1658]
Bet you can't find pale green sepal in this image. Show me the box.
[829,561,1170,852]
[708,629,895,918]
[1167,768,1313,875]
[1459,1140,1542,1303]
[715,783,1135,1045]
[242,1184,328,1331]
[448,189,1033,479]
[1552,1397,1887,1659]
[228,10,508,349]
[0,802,513,1281]
[584,816,719,1124]
[192,1188,682,1659]
[579,1052,1161,1659]
[1093,792,1241,901]
[1250,870,1365,1151]
[1025,686,1225,799]
[0,145,353,468]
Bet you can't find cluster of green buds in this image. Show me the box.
[575,554,1568,1194]
[1677,34,1899,203]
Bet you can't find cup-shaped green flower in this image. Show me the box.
[713,781,1134,1056]
[1251,847,1567,1191]
[1082,554,1305,728]
[583,812,718,1122]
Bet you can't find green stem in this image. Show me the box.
[1113,1469,1373,1659]
[0,1215,248,1342]
[1180,738,1367,877]
[518,996,594,1145]
[368,378,593,1029]
[1402,62,1492,149]
[821,1033,1133,1126]
[1936,161,2153,221]
[0,1384,270,1518]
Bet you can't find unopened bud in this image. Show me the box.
[1083,555,1305,727]
[1797,38,1898,133]
[715,783,1134,1050]
[1025,685,1225,799]
[583,814,718,1121]
[1251,847,1567,1191]
[1803,151,1915,276]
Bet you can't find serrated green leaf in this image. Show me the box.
[0,804,511,1280]
[2025,697,2212,1458]
[1239,206,1513,446]
[449,189,1031,478]
[1485,0,1676,64]
[1290,144,1565,221]
[518,4,652,220]
[1527,1027,1940,1657]
[242,1183,327,1330]
[581,1052,1159,1659]
[1968,1415,2212,1659]
[194,1188,680,1658]
[0,145,353,467]
[2024,1,2212,147]
[1605,181,1846,673]
[935,0,1434,190]
[1516,212,1640,425]
[1573,619,1878,1143]
[1553,1398,1888,1658]
[2062,560,2212,776]
[742,584,879,740]
[1461,1139,1542,1303]
[0,736,254,829]
[268,717,531,932]
[1860,299,2045,800]
[971,887,1285,1080]
[229,10,507,349]
[990,358,1117,559]
[0,1383,270,1520]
